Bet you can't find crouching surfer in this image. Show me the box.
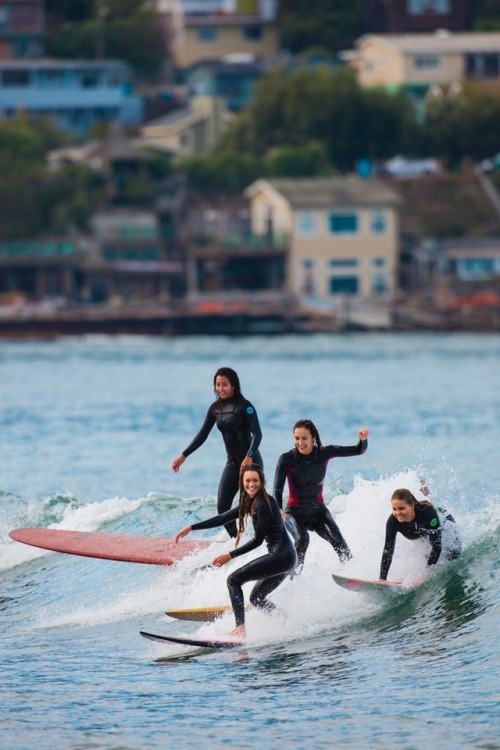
[379,488,462,581]
[175,464,297,638]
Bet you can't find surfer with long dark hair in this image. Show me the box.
[379,488,462,580]
[274,420,369,572]
[175,464,297,638]
[171,367,263,538]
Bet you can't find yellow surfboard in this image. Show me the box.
[165,605,252,622]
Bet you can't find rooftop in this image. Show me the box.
[355,31,500,55]
[246,176,402,209]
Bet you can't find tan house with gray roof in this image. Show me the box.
[341,31,500,101]
[244,176,402,300]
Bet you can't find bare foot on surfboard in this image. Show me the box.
[229,624,246,638]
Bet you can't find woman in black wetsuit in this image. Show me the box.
[379,488,462,580]
[171,367,263,538]
[175,464,297,638]
[273,419,369,572]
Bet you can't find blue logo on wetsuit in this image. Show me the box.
[247,406,254,414]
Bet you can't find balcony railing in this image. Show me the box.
[190,231,288,251]
[0,241,77,259]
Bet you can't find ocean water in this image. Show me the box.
[1,332,499,750]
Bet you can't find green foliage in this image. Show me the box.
[45,0,91,24]
[278,0,366,55]
[423,84,500,168]
[46,1,166,81]
[218,65,419,172]
[180,153,267,193]
[0,113,68,164]
[267,142,332,177]
[0,116,106,239]
[105,16,166,80]
[472,0,500,29]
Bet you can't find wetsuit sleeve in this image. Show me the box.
[244,400,262,459]
[229,495,273,559]
[273,454,288,510]
[326,439,368,459]
[423,506,442,566]
[181,405,216,457]
[426,528,443,566]
[191,507,239,531]
[379,516,397,580]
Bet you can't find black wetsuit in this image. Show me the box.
[273,439,368,569]
[191,494,297,626]
[182,395,263,537]
[379,505,462,580]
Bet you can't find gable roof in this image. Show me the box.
[356,32,500,55]
[246,176,402,209]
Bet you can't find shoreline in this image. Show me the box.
[0,301,498,337]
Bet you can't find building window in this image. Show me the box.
[14,38,32,57]
[243,26,263,41]
[373,257,386,267]
[300,259,316,295]
[81,71,99,88]
[2,69,30,86]
[371,210,387,234]
[413,54,441,70]
[298,211,316,236]
[457,258,495,280]
[372,274,388,295]
[407,0,450,14]
[328,213,358,234]
[197,27,217,42]
[40,69,65,86]
[329,259,358,268]
[330,276,358,294]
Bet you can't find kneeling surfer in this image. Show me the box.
[379,488,462,581]
[175,464,297,638]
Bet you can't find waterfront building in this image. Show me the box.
[244,176,402,301]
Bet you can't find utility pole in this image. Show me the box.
[95,0,109,60]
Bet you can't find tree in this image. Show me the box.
[278,0,366,55]
[218,65,418,172]
[423,84,500,168]
[0,115,106,239]
[267,142,332,177]
[45,0,167,81]
[180,153,266,193]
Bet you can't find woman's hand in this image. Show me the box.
[171,454,186,473]
[175,526,192,543]
[213,552,232,567]
[240,455,253,472]
[358,428,370,441]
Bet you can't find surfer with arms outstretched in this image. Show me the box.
[274,420,369,573]
[379,488,462,581]
[171,367,263,538]
[175,464,297,638]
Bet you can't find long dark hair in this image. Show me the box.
[235,464,273,547]
[293,419,323,450]
[213,367,242,400]
[391,488,433,511]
